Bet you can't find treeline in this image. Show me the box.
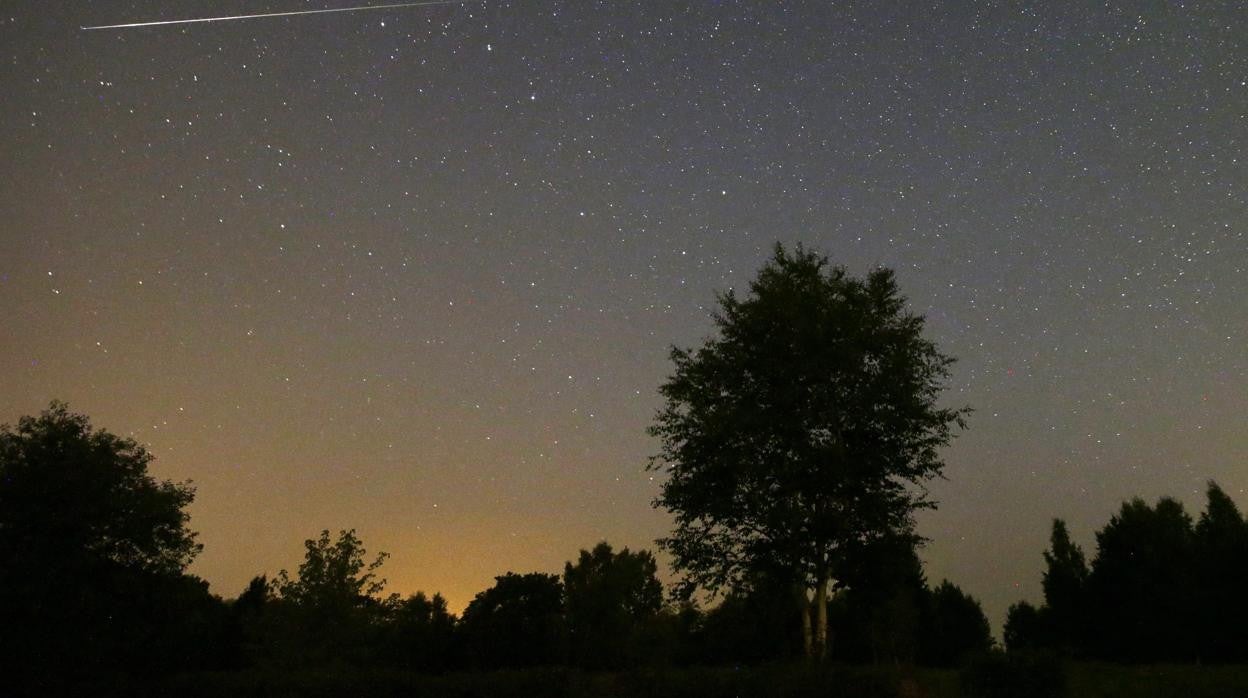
[0,403,992,691]
[1005,482,1248,663]
[216,534,992,673]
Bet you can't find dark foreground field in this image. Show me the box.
[56,662,1248,698]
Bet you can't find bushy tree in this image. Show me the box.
[563,541,663,669]
[275,529,391,608]
[457,572,566,668]
[648,244,969,659]
[1088,497,1196,661]
[698,573,806,664]
[829,537,927,664]
[828,538,991,666]
[0,401,200,574]
[1040,519,1088,654]
[1003,601,1045,653]
[1007,485,1248,662]
[0,402,207,682]
[227,575,272,668]
[383,591,456,672]
[268,529,395,665]
[1192,482,1248,661]
[922,580,993,666]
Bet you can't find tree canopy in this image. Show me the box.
[0,401,201,575]
[1040,519,1088,652]
[647,244,969,657]
[1089,496,1197,661]
[563,541,663,668]
[0,401,208,683]
[458,572,567,668]
[269,529,395,665]
[275,528,391,609]
[1005,483,1248,662]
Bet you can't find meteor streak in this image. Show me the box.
[81,0,470,31]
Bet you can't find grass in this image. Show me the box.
[1067,662,1248,698]
[56,661,1248,698]
[80,664,944,698]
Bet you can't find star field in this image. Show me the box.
[1,1,1245,631]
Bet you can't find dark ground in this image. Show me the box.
[45,662,1248,698]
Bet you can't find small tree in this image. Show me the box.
[1040,519,1088,653]
[1003,601,1046,653]
[384,591,456,672]
[563,541,663,669]
[271,529,394,665]
[229,575,272,667]
[648,244,969,658]
[275,529,390,607]
[458,572,566,669]
[922,580,993,666]
[698,576,804,664]
[1194,482,1248,661]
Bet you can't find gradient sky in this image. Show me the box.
[2,1,1244,632]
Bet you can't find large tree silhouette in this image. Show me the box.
[1088,497,1197,661]
[0,401,206,682]
[648,244,969,659]
[0,401,201,574]
[1194,482,1248,661]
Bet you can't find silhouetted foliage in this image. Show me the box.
[1087,496,1197,662]
[1193,481,1248,662]
[0,401,209,686]
[381,591,456,672]
[458,572,567,669]
[922,580,994,667]
[276,529,391,606]
[697,573,806,664]
[563,541,663,669]
[648,244,969,659]
[0,402,202,574]
[264,529,396,666]
[236,574,272,615]
[1008,484,1248,662]
[639,601,706,667]
[829,537,928,664]
[827,538,992,667]
[1003,601,1046,653]
[0,402,1045,685]
[226,575,272,668]
[124,571,233,672]
[1040,519,1088,655]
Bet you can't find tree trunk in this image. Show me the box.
[797,584,813,658]
[813,573,829,660]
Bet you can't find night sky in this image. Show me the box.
[2,1,1244,632]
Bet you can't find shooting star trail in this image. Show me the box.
[81,0,470,31]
